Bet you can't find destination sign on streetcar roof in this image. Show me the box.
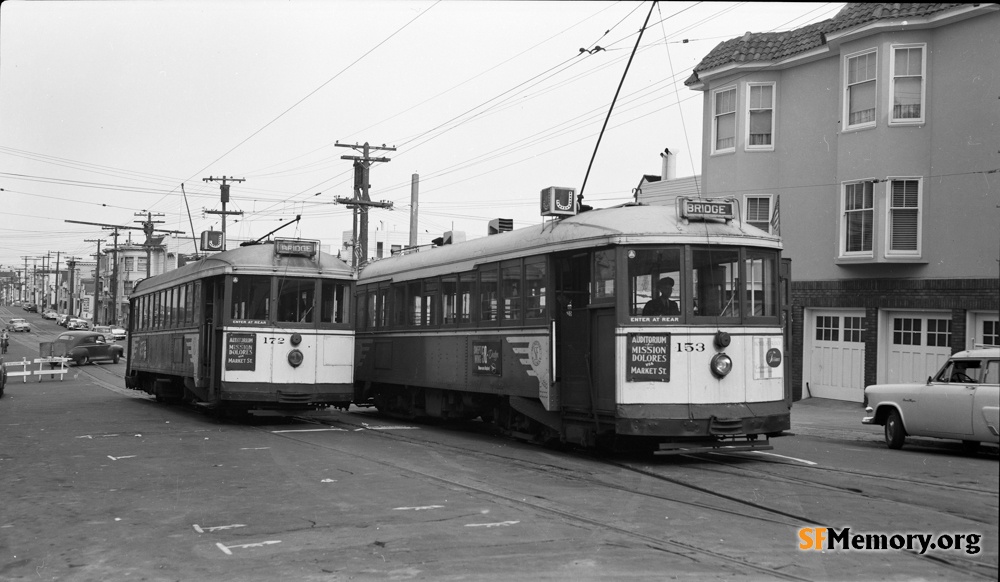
[678,197,736,221]
[274,238,319,259]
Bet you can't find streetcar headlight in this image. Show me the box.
[710,353,733,378]
[287,349,304,368]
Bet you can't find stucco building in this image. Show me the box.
[680,3,999,402]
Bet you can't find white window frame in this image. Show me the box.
[839,179,876,258]
[744,194,773,233]
[745,82,775,151]
[844,49,877,131]
[889,43,926,125]
[712,85,737,154]
[884,176,922,257]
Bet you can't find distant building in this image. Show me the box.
[679,2,1000,402]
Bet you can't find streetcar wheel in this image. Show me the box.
[76,355,89,366]
[961,440,980,454]
[884,409,906,449]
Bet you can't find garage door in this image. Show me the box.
[804,309,866,402]
[969,311,999,347]
[883,311,953,384]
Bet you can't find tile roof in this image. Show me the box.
[687,3,972,83]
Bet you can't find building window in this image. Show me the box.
[137,257,148,274]
[893,317,921,346]
[125,257,134,272]
[816,316,840,342]
[713,86,737,153]
[984,320,999,346]
[887,178,921,255]
[890,45,925,123]
[845,50,877,129]
[745,195,772,233]
[842,181,874,256]
[746,83,774,149]
[927,318,951,347]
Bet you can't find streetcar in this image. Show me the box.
[124,239,354,414]
[353,191,791,453]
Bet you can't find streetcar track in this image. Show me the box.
[284,412,997,581]
[260,420,816,582]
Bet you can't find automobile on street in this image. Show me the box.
[864,347,1000,452]
[51,330,124,366]
[7,318,30,332]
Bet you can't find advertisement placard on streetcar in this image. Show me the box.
[627,333,671,382]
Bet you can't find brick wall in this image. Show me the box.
[789,278,999,400]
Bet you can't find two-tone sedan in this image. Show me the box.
[52,331,125,366]
[863,347,999,453]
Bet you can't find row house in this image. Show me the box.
[678,3,999,402]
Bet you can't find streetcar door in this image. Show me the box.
[200,277,224,397]
[554,252,615,414]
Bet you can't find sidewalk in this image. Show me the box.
[790,396,875,441]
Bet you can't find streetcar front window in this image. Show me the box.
[277,278,315,323]
[627,247,681,317]
[231,275,271,322]
[691,249,741,319]
[594,249,616,302]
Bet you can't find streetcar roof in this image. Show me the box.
[131,241,353,295]
[359,203,781,283]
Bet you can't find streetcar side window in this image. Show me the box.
[277,278,315,323]
[691,248,741,319]
[321,280,349,325]
[627,247,681,317]
[501,261,521,322]
[594,249,616,303]
[459,272,476,324]
[231,275,271,322]
[391,283,407,326]
[185,283,195,325]
[407,281,423,326]
[423,280,440,326]
[524,258,547,320]
[745,252,778,318]
[479,264,499,324]
[442,276,458,325]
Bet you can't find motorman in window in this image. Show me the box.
[643,277,680,316]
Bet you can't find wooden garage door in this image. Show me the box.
[804,309,866,402]
[884,311,953,384]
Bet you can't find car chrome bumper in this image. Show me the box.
[862,407,876,425]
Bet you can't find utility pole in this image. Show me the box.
[102,227,122,324]
[49,251,61,312]
[21,256,29,303]
[84,239,103,325]
[202,176,245,250]
[334,142,395,268]
[65,257,80,316]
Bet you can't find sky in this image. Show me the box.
[0,0,845,271]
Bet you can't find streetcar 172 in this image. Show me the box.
[124,239,355,415]
[353,191,791,454]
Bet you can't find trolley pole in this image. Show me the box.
[334,142,395,268]
[202,176,245,250]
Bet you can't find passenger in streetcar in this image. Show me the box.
[642,277,680,316]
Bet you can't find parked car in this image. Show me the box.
[23,303,37,312]
[93,325,113,336]
[56,314,71,327]
[51,331,124,366]
[67,318,91,331]
[8,318,30,332]
[42,311,59,320]
[863,347,999,452]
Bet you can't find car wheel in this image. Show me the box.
[961,440,980,454]
[76,355,89,366]
[884,409,906,450]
